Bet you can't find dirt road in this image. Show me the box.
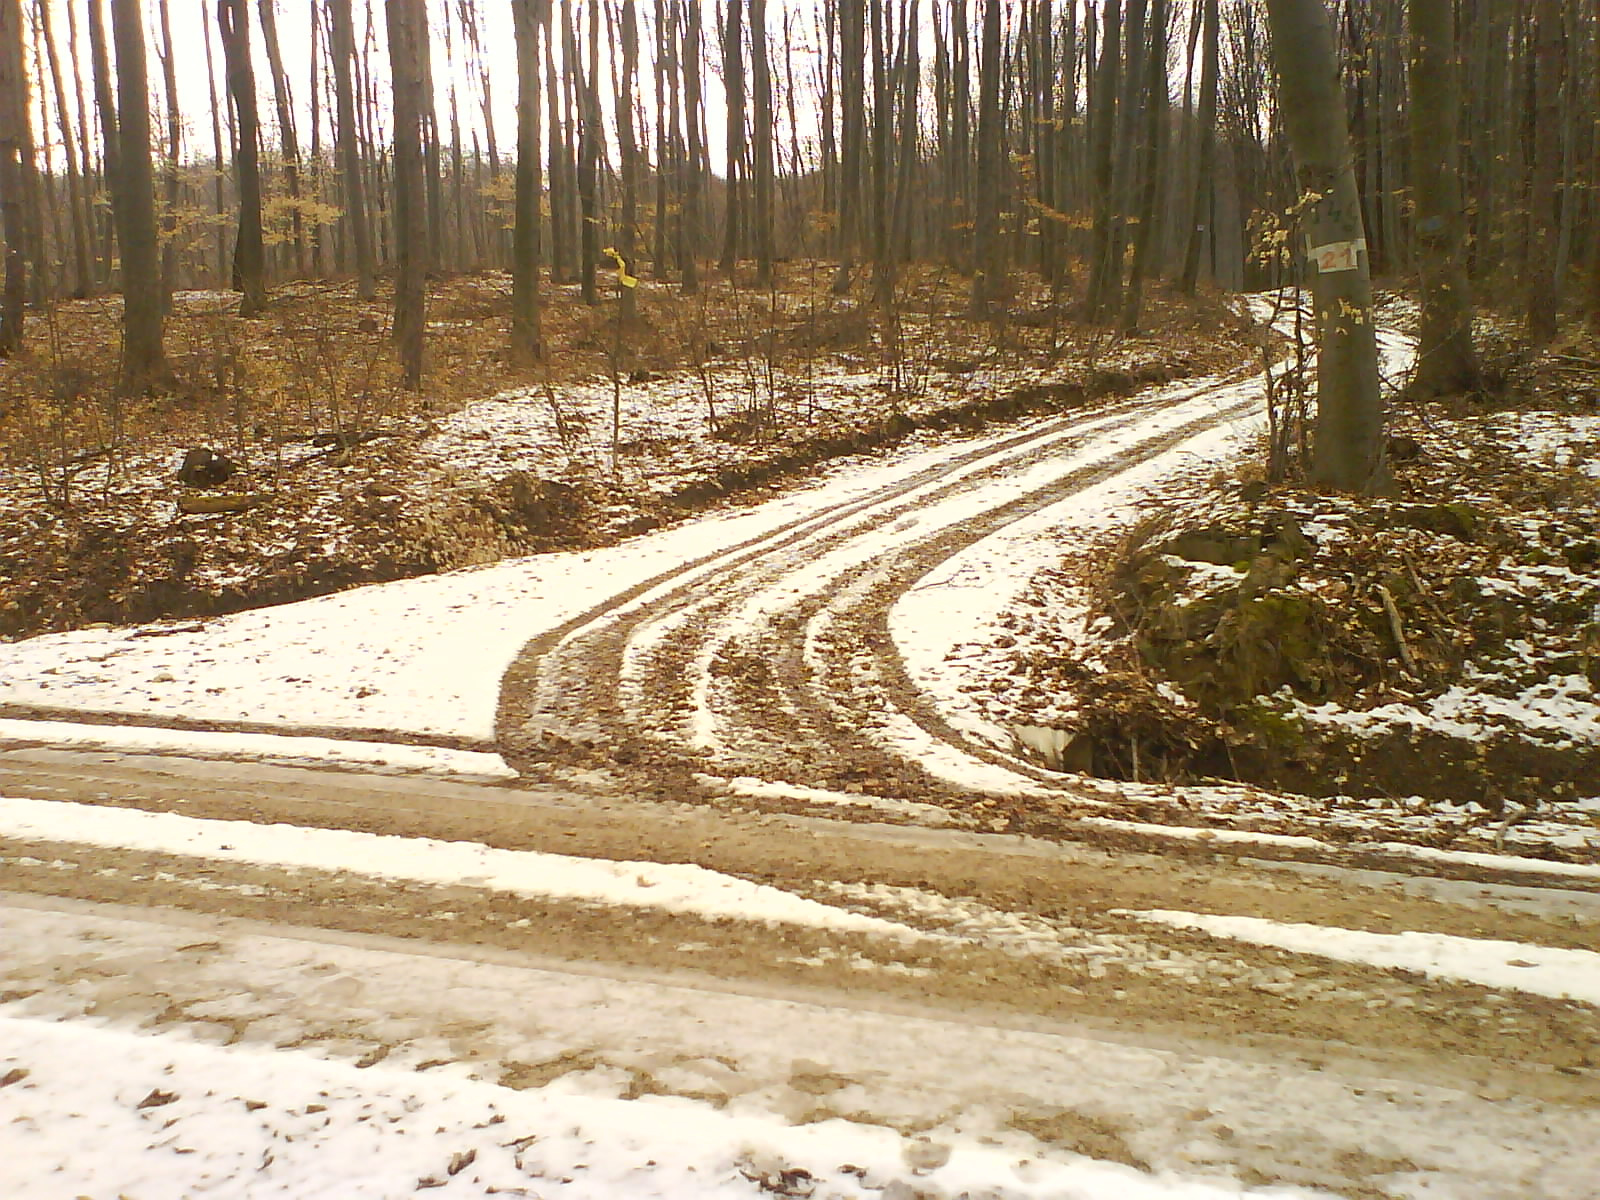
[3,746,1599,1196]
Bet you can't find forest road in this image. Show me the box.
[3,744,1599,1196]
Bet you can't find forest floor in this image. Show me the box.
[0,266,1238,640]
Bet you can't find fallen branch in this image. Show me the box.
[177,493,268,515]
[1376,584,1419,676]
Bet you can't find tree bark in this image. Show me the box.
[1085,0,1121,322]
[387,0,428,386]
[970,0,1002,315]
[719,0,744,274]
[511,0,543,361]
[619,0,641,318]
[218,0,265,316]
[751,0,774,288]
[1526,0,1565,343]
[0,0,27,355]
[1179,0,1218,294]
[1407,0,1480,395]
[36,0,91,299]
[330,0,374,298]
[681,0,703,291]
[110,0,168,388]
[257,0,305,277]
[1264,0,1388,494]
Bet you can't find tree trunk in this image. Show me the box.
[751,0,774,287]
[681,0,703,291]
[36,0,91,299]
[1264,0,1388,494]
[511,0,543,361]
[578,0,600,303]
[201,2,227,286]
[1085,0,1121,322]
[0,0,26,354]
[970,0,1002,315]
[719,0,744,274]
[387,0,427,386]
[218,0,265,316]
[869,0,891,304]
[1121,0,1169,331]
[1179,0,1218,294]
[832,0,864,291]
[619,0,641,318]
[1407,0,1480,395]
[156,0,181,304]
[110,0,167,388]
[330,0,374,298]
[257,0,304,277]
[87,0,121,284]
[1526,0,1565,343]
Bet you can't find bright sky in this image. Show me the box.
[29,0,807,175]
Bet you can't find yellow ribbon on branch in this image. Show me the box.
[602,247,638,289]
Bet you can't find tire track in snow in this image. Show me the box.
[495,366,1270,805]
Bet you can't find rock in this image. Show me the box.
[901,1138,953,1173]
[1387,433,1424,461]
[177,447,237,488]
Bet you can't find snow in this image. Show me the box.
[1127,910,1600,1007]
[0,717,515,778]
[1,1015,1325,1200]
[0,795,921,939]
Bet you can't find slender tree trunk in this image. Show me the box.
[0,0,26,354]
[387,0,427,386]
[578,0,600,303]
[751,0,774,287]
[1264,0,1388,494]
[1408,0,1480,395]
[720,0,745,273]
[545,6,569,283]
[110,0,167,387]
[1527,0,1565,343]
[88,0,122,284]
[330,0,374,298]
[202,2,227,287]
[832,0,864,290]
[1179,0,1218,294]
[156,0,181,304]
[681,0,703,291]
[1085,0,1121,321]
[511,0,543,361]
[619,0,641,319]
[970,0,1002,315]
[218,0,265,315]
[1121,0,1169,331]
[36,0,90,298]
[257,0,304,277]
[869,0,892,304]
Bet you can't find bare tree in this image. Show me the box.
[970,0,1002,315]
[109,0,168,387]
[218,0,266,315]
[511,0,544,360]
[751,0,774,288]
[330,0,374,298]
[1407,0,1479,395]
[0,0,27,354]
[388,0,428,386]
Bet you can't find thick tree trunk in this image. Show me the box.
[832,0,863,291]
[1407,0,1480,395]
[1121,0,1169,331]
[110,0,167,388]
[387,0,427,386]
[218,0,265,316]
[511,0,543,361]
[1264,0,1388,495]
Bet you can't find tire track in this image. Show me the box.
[495,366,1268,806]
